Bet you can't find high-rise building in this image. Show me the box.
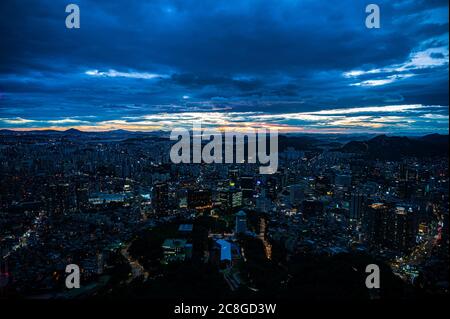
[256,196,272,213]
[215,188,242,211]
[187,189,212,212]
[152,182,169,214]
[391,206,418,252]
[240,176,254,199]
[364,202,418,252]
[266,177,278,200]
[235,210,247,234]
[364,202,391,248]
[349,193,365,220]
[231,190,243,208]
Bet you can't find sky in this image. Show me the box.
[0,0,448,134]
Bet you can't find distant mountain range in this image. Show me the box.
[337,134,449,159]
[0,129,447,159]
[0,128,164,137]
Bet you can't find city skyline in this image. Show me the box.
[1,0,449,308]
[0,0,448,134]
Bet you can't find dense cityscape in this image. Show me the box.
[0,129,448,299]
[0,1,448,312]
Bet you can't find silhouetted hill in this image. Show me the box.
[418,133,449,144]
[64,128,84,135]
[338,134,448,159]
[109,129,131,134]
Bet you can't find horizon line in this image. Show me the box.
[0,127,448,137]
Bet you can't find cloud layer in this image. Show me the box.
[0,0,448,134]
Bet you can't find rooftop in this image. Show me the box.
[162,239,187,249]
[178,224,194,232]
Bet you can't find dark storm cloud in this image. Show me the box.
[0,0,448,132]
